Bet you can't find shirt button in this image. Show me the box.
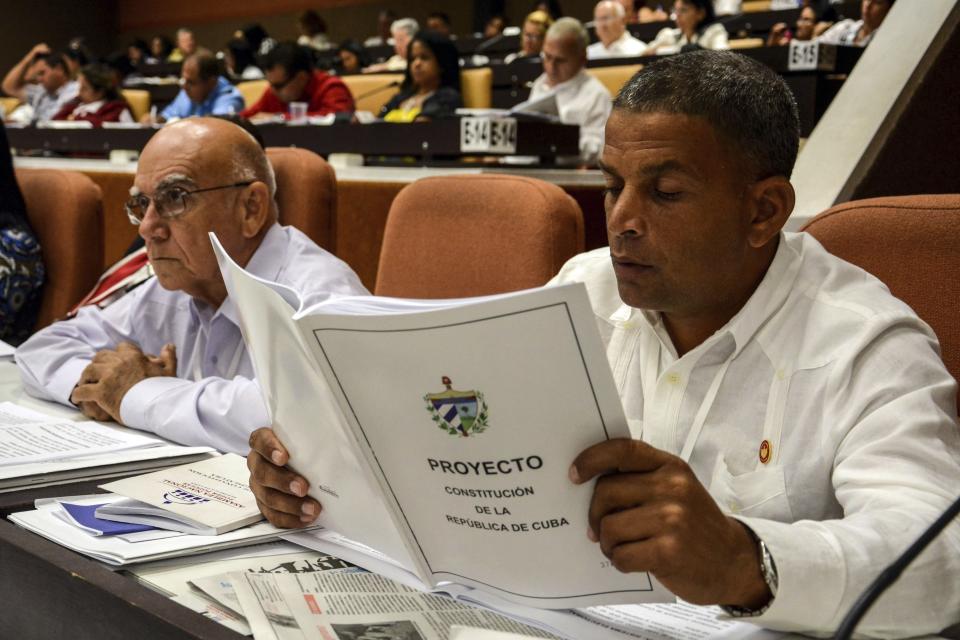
[728,501,739,513]
[666,373,681,385]
[211,355,219,365]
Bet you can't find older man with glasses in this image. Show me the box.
[15,117,366,454]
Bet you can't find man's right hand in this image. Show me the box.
[247,427,322,528]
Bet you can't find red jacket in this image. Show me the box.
[53,98,131,126]
[240,70,355,118]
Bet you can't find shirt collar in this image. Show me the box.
[197,223,286,327]
[609,232,802,359]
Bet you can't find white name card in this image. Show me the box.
[788,40,819,71]
[460,117,518,154]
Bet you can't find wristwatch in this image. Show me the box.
[722,532,779,618]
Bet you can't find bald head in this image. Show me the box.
[594,0,627,46]
[135,118,277,307]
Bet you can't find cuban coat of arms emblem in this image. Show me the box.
[424,376,489,437]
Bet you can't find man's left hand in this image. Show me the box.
[70,342,177,423]
[570,438,771,609]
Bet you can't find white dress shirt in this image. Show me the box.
[647,22,730,54]
[527,69,613,163]
[818,19,872,46]
[550,232,960,637]
[587,32,647,59]
[16,224,368,454]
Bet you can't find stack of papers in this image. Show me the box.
[8,494,316,566]
[0,402,214,492]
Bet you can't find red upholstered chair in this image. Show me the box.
[266,147,337,251]
[801,194,960,405]
[374,174,584,297]
[15,169,104,330]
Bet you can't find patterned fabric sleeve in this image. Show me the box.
[0,225,45,345]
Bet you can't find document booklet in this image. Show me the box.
[98,453,264,535]
[214,234,672,610]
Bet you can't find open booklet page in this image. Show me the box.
[213,235,670,609]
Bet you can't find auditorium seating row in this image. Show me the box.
[15,153,960,400]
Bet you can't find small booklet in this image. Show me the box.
[98,453,264,536]
[213,234,672,610]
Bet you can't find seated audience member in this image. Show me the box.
[146,35,174,65]
[588,0,647,59]
[241,43,355,119]
[145,50,244,123]
[503,10,553,64]
[618,0,639,23]
[533,0,564,20]
[379,31,463,122]
[637,0,669,22]
[247,51,960,637]
[713,0,742,15]
[64,38,92,79]
[15,117,367,453]
[53,63,133,125]
[364,18,419,73]
[483,15,507,38]
[527,18,612,163]
[0,122,44,345]
[224,38,264,81]
[297,10,333,51]
[768,3,818,47]
[819,0,894,47]
[168,27,198,62]
[644,0,728,53]
[127,39,149,69]
[365,9,398,47]
[426,12,454,38]
[2,46,78,124]
[334,40,370,75]
[237,24,275,57]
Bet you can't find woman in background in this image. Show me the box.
[334,40,370,75]
[146,35,173,64]
[53,63,133,125]
[379,31,462,122]
[643,0,728,54]
[0,122,44,344]
[768,2,819,46]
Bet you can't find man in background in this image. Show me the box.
[143,50,244,123]
[168,27,199,62]
[588,1,646,58]
[364,18,419,72]
[241,43,354,120]
[2,45,78,123]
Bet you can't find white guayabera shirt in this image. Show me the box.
[527,69,613,163]
[550,231,960,637]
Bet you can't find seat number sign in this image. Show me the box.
[788,40,819,71]
[460,117,518,154]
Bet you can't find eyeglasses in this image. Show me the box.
[125,181,254,224]
[269,74,295,93]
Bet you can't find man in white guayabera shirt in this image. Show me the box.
[15,117,366,453]
[245,52,960,638]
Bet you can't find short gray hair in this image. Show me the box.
[614,51,800,178]
[546,17,589,52]
[391,18,419,38]
[596,0,626,18]
[229,133,277,210]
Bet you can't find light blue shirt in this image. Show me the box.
[160,76,245,120]
[16,224,368,454]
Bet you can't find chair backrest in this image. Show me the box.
[265,147,337,250]
[586,64,643,98]
[15,169,104,330]
[120,89,150,121]
[375,174,584,298]
[0,97,21,117]
[237,79,269,109]
[460,68,493,109]
[801,194,960,404]
[340,73,404,114]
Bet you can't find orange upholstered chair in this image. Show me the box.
[15,169,104,330]
[801,194,960,403]
[374,174,584,298]
[266,147,337,251]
